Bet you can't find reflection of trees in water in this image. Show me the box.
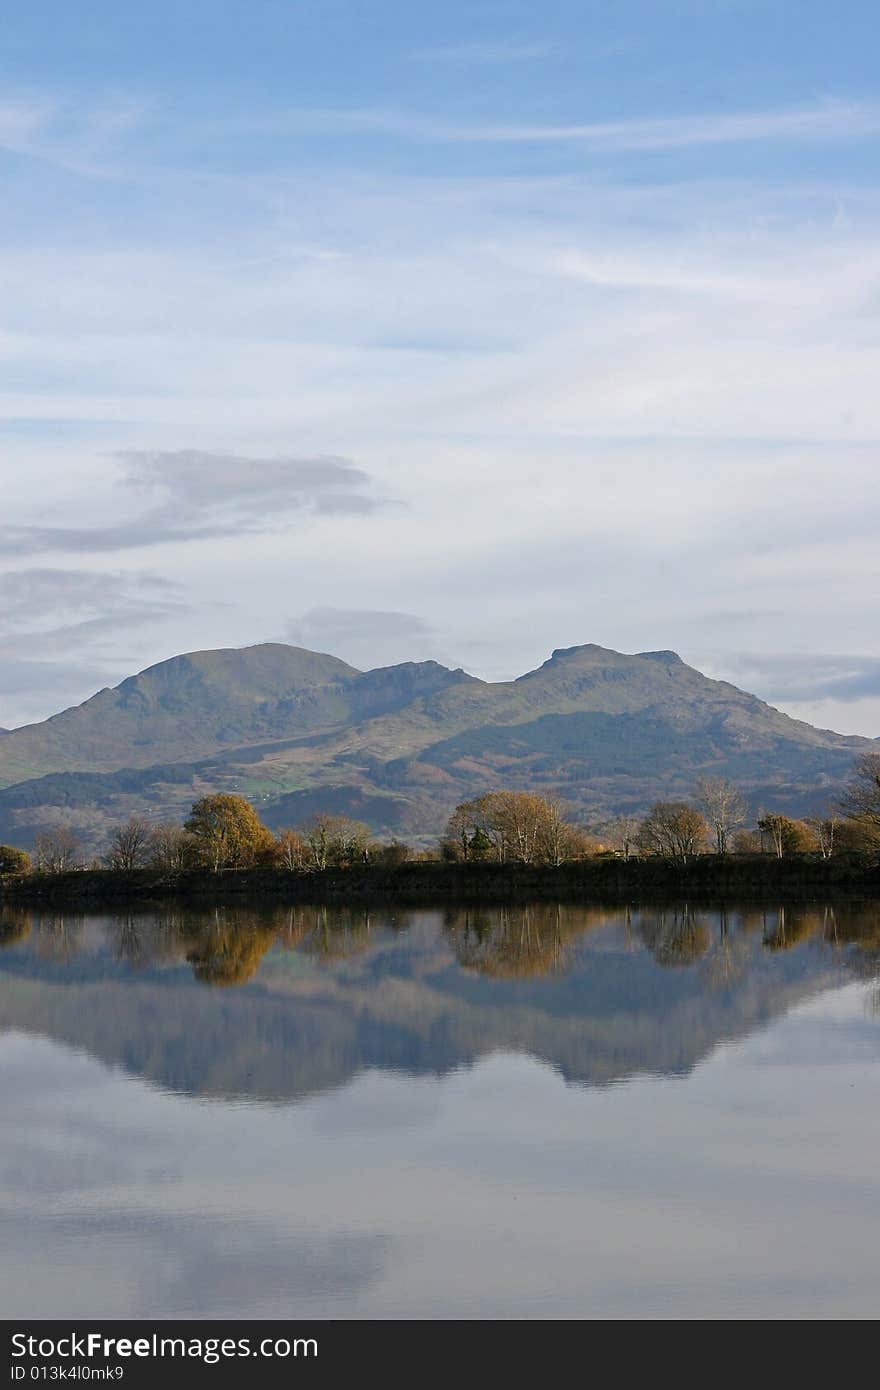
[637,905,711,968]
[4,899,880,991]
[447,904,587,979]
[761,906,824,953]
[185,918,277,987]
[301,906,375,962]
[105,904,380,982]
[33,913,85,961]
[111,915,152,969]
[0,914,32,949]
[701,908,750,989]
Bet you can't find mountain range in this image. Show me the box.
[0,641,871,850]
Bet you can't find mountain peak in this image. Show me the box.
[0,637,870,850]
[636,649,683,665]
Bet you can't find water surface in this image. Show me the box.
[1,901,879,1318]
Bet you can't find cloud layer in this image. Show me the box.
[1,19,879,731]
[1,451,382,558]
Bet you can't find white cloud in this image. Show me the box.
[213,98,880,152]
[2,89,880,731]
[410,39,559,64]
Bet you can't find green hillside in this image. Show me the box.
[0,641,870,849]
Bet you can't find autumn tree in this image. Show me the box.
[274,829,308,871]
[0,845,30,875]
[104,817,153,871]
[694,777,747,854]
[804,815,839,860]
[756,813,814,858]
[636,802,707,864]
[441,792,584,866]
[33,827,82,873]
[184,794,274,871]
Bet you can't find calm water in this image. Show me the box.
[1,900,880,1319]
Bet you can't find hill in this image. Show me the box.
[0,641,870,849]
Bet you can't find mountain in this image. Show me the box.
[0,641,870,849]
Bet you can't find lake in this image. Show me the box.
[1,900,879,1320]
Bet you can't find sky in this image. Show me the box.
[1,1,879,733]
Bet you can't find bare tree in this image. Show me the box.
[805,814,839,860]
[149,823,201,872]
[636,802,707,864]
[33,827,82,873]
[603,813,640,861]
[838,753,880,836]
[104,817,153,870]
[441,792,586,866]
[299,815,371,870]
[694,777,747,854]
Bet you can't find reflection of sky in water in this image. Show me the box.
[1,905,879,1318]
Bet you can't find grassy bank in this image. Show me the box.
[3,854,880,907]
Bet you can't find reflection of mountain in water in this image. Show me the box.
[1,902,878,1103]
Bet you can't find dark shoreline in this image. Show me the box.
[3,853,880,908]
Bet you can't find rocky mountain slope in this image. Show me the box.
[0,642,870,849]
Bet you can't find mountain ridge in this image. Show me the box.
[0,641,871,849]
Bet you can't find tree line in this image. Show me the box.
[1,752,880,877]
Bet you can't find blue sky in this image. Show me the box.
[2,1,879,731]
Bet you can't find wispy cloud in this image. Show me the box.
[0,450,385,557]
[0,92,154,179]
[453,100,880,149]
[223,98,880,152]
[0,569,187,725]
[709,652,880,705]
[410,39,558,64]
[287,607,443,672]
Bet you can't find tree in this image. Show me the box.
[441,792,584,866]
[149,823,201,873]
[274,829,308,871]
[539,797,587,866]
[756,813,813,858]
[299,815,371,870]
[373,840,410,868]
[694,777,747,854]
[636,802,707,864]
[0,845,30,875]
[838,753,880,838]
[184,794,274,871]
[442,801,480,861]
[603,814,640,861]
[33,827,82,873]
[805,815,839,860]
[468,826,493,861]
[732,828,762,854]
[104,817,153,871]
